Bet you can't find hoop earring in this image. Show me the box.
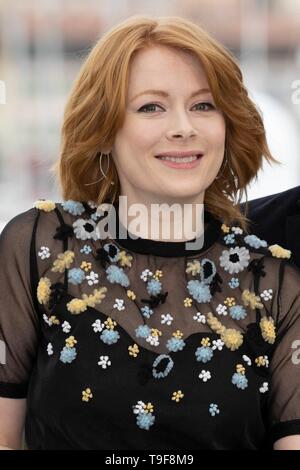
[215,147,229,180]
[84,152,115,186]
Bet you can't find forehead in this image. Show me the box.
[128,45,209,91]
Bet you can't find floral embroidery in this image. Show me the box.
[183,297,193,307]
[100,317,120,345]
[140,269,153,281]
[118,250,133,268]
[229,305,247,320]
[152,354,174,379]
[106,265,130,287]
[62,321,71,333]
[82,388,93,402]
[128,344,140,357]
[61,200,85,216]
[195,337,214,363]
[113,298,125,311]
[68,268,85,285]
[80,244,92,255]
[231,226,243,235]
[209,403,220,416]
[199,370,211,382]
[268,244,291,259]
[103,243,120,263]
[73,218,99,241]
[224,297,236,307]
[228,277,239,289]
[37,277,52,305]
[86,271,99,286]
[172,390,184,402]
[38,246,51,260]
[161,313,174,325]
[221,224,230,233]
[92,319,104,332]
[219,246,250,274]
[260,289,273,301]
[186,281,212,303]
[242,290,263,310]
[193,312,206,323]
[67,287,107,314]
[216,304,227,316]
[207,312,243,351]
[34,199,56,212]
[255,355,269,367]
[212,339,224,351]
[141,305,154,319]
[135,325,151,338]
[60,336,77,363]
[127,290,136,300]
[147,278,162,296]
[51,250,75,273]
[186,260,201,276]
[166,330,185,352]
[81,261,92,272]
[133,401,155,430]
[232,364,248,390]
[260,317,276,344]
[244,234,267,249]
[242,355,252,366]
[146,328,162,347]
[259,382,269,393]
[98,355,111,369]
[224,234,235,245]
[47,343,53,355]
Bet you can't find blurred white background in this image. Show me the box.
[0,0,300,230]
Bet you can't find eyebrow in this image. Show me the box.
[130,88,212,102]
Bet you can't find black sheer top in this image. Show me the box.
[0,199,299,449]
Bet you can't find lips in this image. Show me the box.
[155,151,203,158]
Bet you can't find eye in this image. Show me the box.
[137,103,163,113]
[193,102,215,111]
[137,101,216,113]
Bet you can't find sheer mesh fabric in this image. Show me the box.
[0,202,299,433]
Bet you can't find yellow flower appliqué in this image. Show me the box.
[268,244,291,259]
[82,388,93,402]
[52,251,75,273]
[221,224,230,233]
[128,344,139,357]
[224,297,236,307]
[118,251,133,268]
[34,199,56,212]
[207,312,243,351]
[185,260,201,276]
[242,290,263,310]
[65,335,77,348]
[184,297,193,307]
[172,390,184,403]
[80,261,92,272]
[127,290,136,300]
[37,277,52,305]
[260,316,276,344]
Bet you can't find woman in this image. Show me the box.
[0,15,299,450]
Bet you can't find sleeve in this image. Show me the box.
[268,259,300,446]
[0,208,40,398]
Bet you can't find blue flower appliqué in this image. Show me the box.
[152,354,174,379]
[135,325,151,338]
[195,346,214,363]
[68,268,86,285]
[61,200,85,216]
[60,346,77,363]
[187,280,212,303]
[244,234,268,249]
[141,306,154,319]
[229,305,247,320]
[166,337,186,352]
[100,329,120,345]
[106,265,130,287]
[232,372,248,390]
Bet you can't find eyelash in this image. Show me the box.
[137,102,215,113]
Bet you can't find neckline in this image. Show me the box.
[111,204,222,257]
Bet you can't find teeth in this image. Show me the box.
[158,155,198,163]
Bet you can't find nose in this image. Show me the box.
[166,111,197,140]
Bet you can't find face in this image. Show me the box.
[111,45,226,207]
